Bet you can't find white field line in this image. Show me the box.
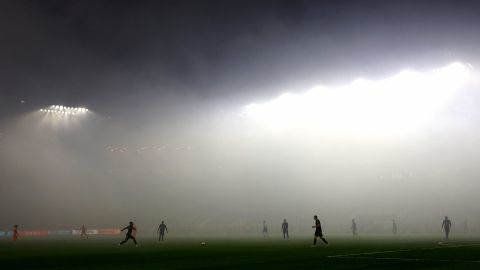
[331,256,480,263]
[328,243,480,263]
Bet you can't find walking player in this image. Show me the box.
[80,225,88,239]
[262,220,269,237]
[442,216,452,241]
[157,221,168,241]
[281,219,289,239]
[351,219,357,236]
[312,215,328,247]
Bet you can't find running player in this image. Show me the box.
[12,224,18,241]
[281,219,289,239]
[262,220,268,237]
[442,216,452,240]
[80,225,88,239]
[157,221,168,241]
[119,221,138,246]
[312,215,328,246]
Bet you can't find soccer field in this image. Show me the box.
[1,236,480,269]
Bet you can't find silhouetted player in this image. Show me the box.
[392,219,398,235]
[157,221,168,241]
[281,219,289,239]
[262,220,269,237]
[442,216,452,240]
[312,215,328,246]
[80,225,88,239]
[119,221,138,246]
[13,224,18,241]
[351,219,357,236]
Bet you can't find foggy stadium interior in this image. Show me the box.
[1,0,480,238]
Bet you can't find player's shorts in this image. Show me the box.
[315,230,323,237]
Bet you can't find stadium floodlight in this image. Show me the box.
[39,105,90,116]
[243,62,473,135]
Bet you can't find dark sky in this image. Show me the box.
[1,0,480,121]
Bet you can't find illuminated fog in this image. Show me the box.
[1,1,480,237]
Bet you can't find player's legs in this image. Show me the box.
[314,230,328,245]
[131,236,138,245]
[120,235,130,245]
[313,231,320,245]
[320,236,328,244]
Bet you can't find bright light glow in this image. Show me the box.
[243,62,473,136]
[39,105,90,116]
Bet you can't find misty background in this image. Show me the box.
[1,0,480,236]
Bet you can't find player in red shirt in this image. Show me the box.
[13,224,19,241]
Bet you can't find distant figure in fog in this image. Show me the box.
[157,221,168,241]
[351,219,357,236]
[392,219,398,235]
[13,224,18,241]
[312,215,328,247]
[442,216,452,241]
[80,225,88,239]
[281,219,289,239]
[262,220,269,237]
[119,221,138,246]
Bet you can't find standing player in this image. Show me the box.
[12,224,19,241]
[119,221,138,246]
[312,215,328,247]
[281,219,289,239]
[392,219,398,235]
[442,216,452,241]
[262,220,269,237]
[80,225,88,239]
[157,221,168,241]
[351,219,357,236]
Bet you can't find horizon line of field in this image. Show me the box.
[328,243,480,263]
[0,228,120,237]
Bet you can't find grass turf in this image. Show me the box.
[1,236,479,269]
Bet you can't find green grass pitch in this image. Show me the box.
[1,236,479,269]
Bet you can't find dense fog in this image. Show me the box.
[2,68,480,237]
[2,1,480,237]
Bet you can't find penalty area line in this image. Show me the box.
[328,243,480,263]
[330,256,480,263]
